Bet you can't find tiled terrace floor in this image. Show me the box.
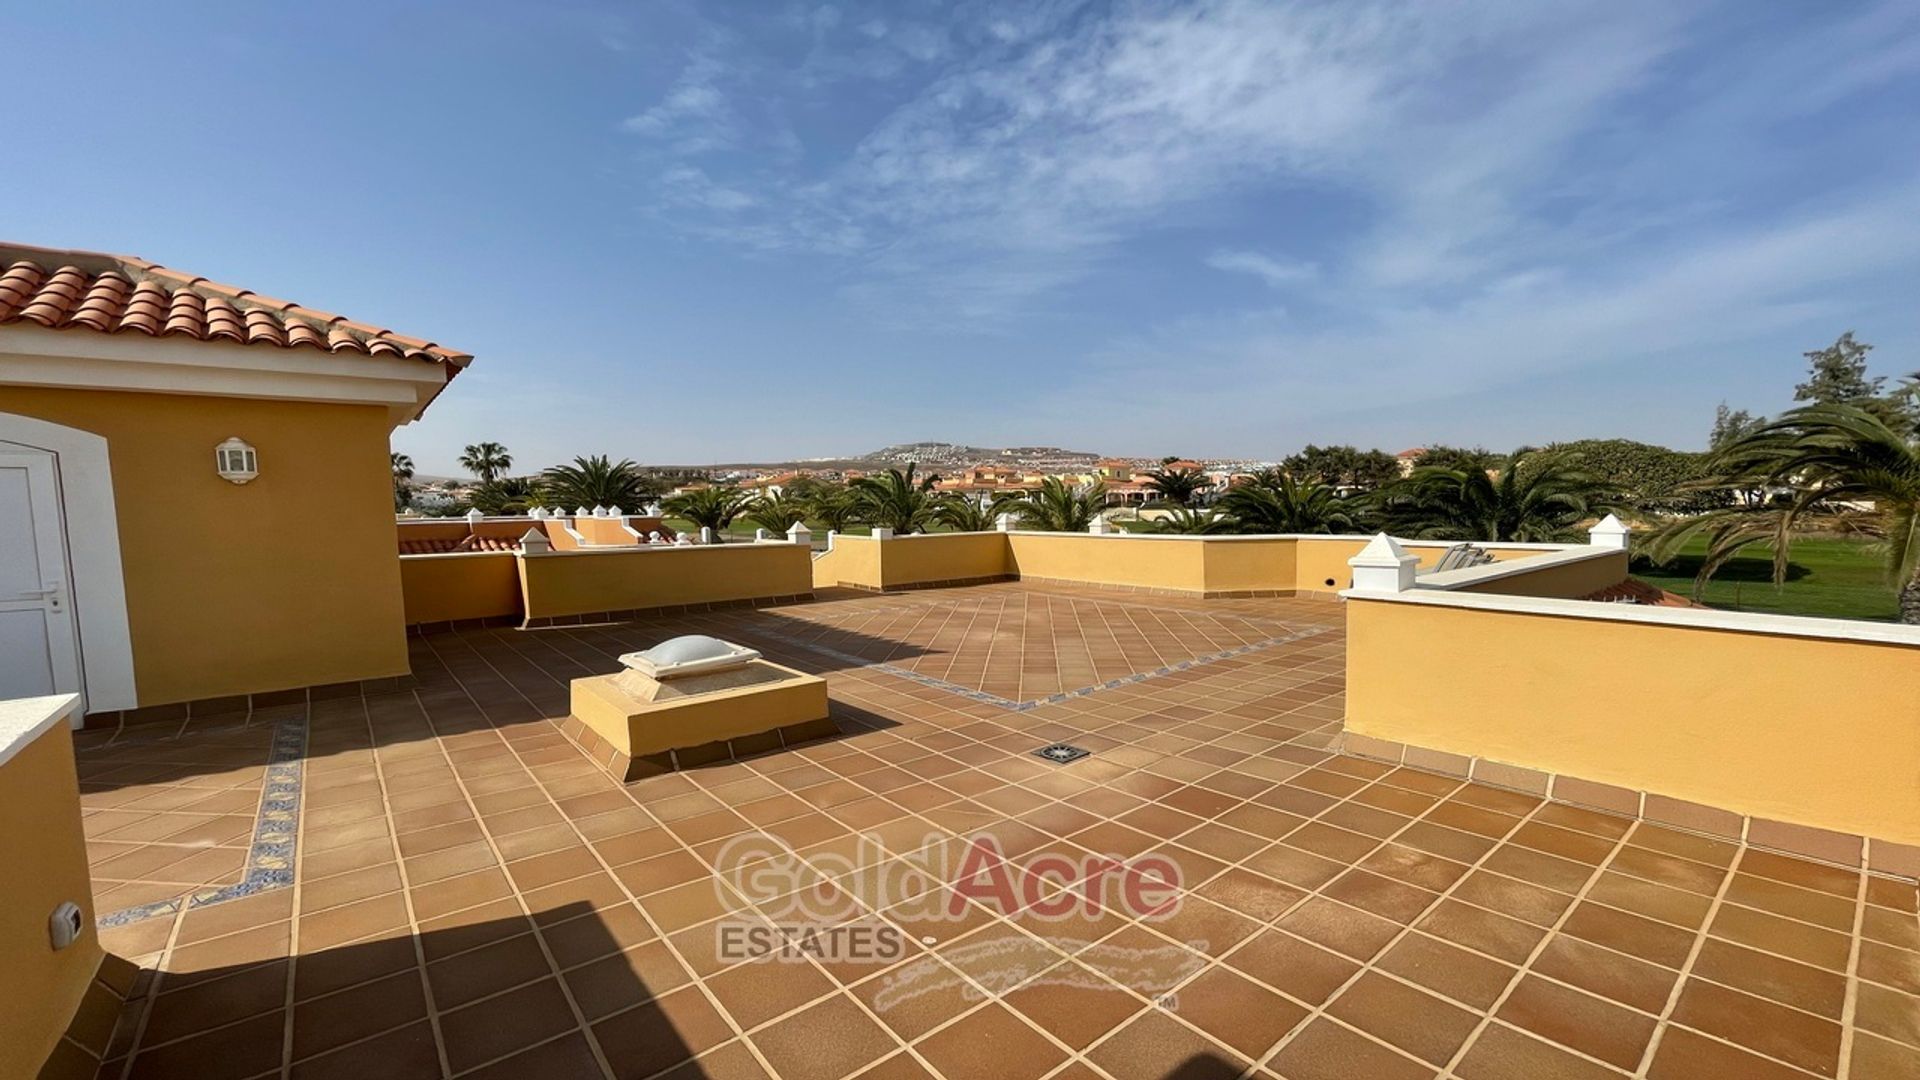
[72,584,1920,1080]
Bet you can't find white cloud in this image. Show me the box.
[1206,250,1318,288]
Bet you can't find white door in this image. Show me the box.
[0,449,83,704]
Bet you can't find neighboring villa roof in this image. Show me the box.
[399,535,523,555]
[1582,577,1699,607]
[0,241,471,373]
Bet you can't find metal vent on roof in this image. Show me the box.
[1033,744,1090,765]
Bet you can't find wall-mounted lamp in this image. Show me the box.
[215,437,258,484]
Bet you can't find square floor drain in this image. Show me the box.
[1033,743,1091,764]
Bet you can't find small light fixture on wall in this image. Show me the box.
[215,437,258,484]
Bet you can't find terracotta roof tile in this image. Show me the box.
[1581,578,1698,608]
[0,241,471,374]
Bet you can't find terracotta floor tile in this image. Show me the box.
[1376,932,1516,1011]
[1327,971,1480,1065]
[1852,1032,1920,1080]
[1002,961,1145,1050]
[426,929,551,1010]
[707,955,839,1030]
[1171,965,1309,1058]
[1690,937,1847,1018]
[749,992,899,1080]
[1669,978,1841,1076]
[438,974,580,1074]
[1224,929,1360,1008]
[1454,1022,1629,1080]
[125,1009,286,1080]
[1496,974,1656,1071]
[289,968,428,1062]
[142,960,288,1046]
[1646,1025,1816,1080]
[1276,896,1401,962]
[592,984,736,1080]
[1261,1016,1434,1080]
[1531,935,1678,1014]
[1086,1008,1247,1080]
[287,1018,442,1080]
[914,1002,1065,1080]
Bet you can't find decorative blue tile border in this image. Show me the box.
[97,714,308,928]
[773,623,1335,713]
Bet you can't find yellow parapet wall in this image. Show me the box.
[6,388,409,707]
[400,552,523,625]
[1345,593,1920,847]
[0,697,103,1080]
[519,542,814,621]
[809,532,1596,596]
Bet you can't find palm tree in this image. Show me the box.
[1216,472,1361,534]
[744,491,810,534]
[541,455,648,509]
[1013,477,1108,532]
[851,464,944,534]
[1648,404,1920,621]
[459,442,513,483]
[804,484,864,533]
[390,452,415,511]
[1147,506,1230,534]
[1378,450,1620,543]
[663,486,754,541]
[469,476,544,516]
[937,492,1021,532]
[1143,466,1212,507]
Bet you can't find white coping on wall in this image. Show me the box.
[1415,545,1620,591]
[1343,584,1920,647]
[839,530,1581,550]
[512,541,808,558]
[396,550,519,560]
[0,694,79,769]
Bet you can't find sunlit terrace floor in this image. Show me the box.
[72,583,1920,1080]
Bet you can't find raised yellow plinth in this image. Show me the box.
[567,660,831,780]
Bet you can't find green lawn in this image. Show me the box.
[1631,534,1898,622]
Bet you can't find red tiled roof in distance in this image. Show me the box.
[0,241,471,373]
[1581,578,1699,608]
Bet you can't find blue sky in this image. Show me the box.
[6,2,1919,474]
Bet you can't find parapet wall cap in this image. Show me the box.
[1591,513,1629,533]
[1349,533,1416,567]
[518,528,547,543]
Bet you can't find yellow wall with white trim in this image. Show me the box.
[3,388,409,707]
[0,721,102,1079]
[519,543,813,620]
[1345,596,1920,845]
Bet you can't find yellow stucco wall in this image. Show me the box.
[880,532,1011,588]
[4,388,409,706]
[0,722,102,1079]
[1006,534,1210,592]
[1451,550,1629,599]
[1201,538,1297,594]
[811,535,883,591]
[520,543,813,620]
[1345,597,1920,845]
[399,553,523,625]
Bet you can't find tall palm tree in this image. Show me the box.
[1013,478,1108,532]
[937,492,1021,532]
[1648,404,1920,621]
[663,486,754,540]
[744,491,809,534]
[390,452,415,511]
[1142,466,1211,507]
[541,455,647,509]
[1378,450,1619,543]
[459,442,513,483]
[804,484,864,533]
[1216,472,1360,534]
[850,464,944,534]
